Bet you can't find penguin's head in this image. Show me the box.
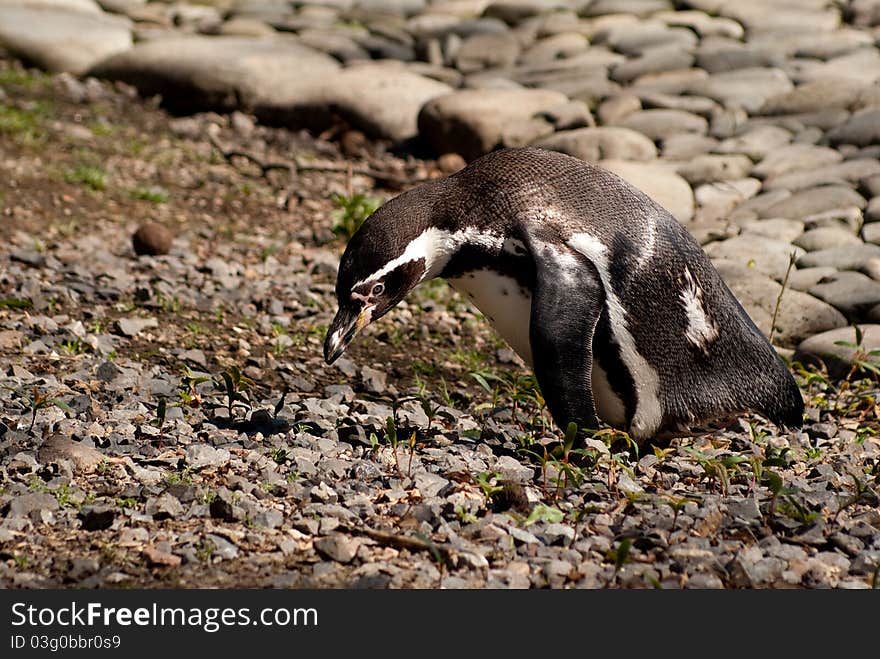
[323,191,440,365]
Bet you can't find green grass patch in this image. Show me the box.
[0,297,32,310]
[0,67,50,89]
[129,186,169,204]
[64,165,108,191]
[330,192,383,239]
[0,104,43,144]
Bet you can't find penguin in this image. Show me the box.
[323,147,804,443]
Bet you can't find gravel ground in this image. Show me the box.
[1,59,879,589]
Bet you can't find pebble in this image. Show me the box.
[78,505,116,531]
[145,493,185,520]
[132,221,173,256]
[185,444,231,469]
[314,534,361,563]
[143,545,183,567]
[37,434,104,472]
[116,316,158,337]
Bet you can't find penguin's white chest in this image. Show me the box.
[447,268,626,427]
[448,270,534,365]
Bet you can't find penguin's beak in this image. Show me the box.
[324,305,368,364]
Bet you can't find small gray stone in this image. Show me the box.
[867,197,880,223]
[90,35,338,112]
[694,37,782,74]
[116,317,158,337]
[520,32,588,66]
[78,505,115,531]
[179,348,207,368]
[863,223,880,246]
[360,365,387,394]
[310,481,338,503]
[538,100,593,132]
[95,361,122,382]
[759,79,867,116]
[763,159,880,193]
[629,68,709,96]
[662,134,719,159]
[414,471,449,497]
[611,45,694,84]
[455,32,520,73]
[4,492,59,518]
[37,434,104,472]
[716,124,792,160]
[145,492,184,520]
[726,497,761,522]
[185,444,231,469]
[500,117,554,148]
[538,522,575,546]
[597,93,642,125]
[205,533,239,560]
[252,507,284,529]
[507,525,541,546]
[314,534,360,563]
[493,455,535,483]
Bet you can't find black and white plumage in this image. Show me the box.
[324,147,804,442]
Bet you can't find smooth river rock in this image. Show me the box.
[418,87,568,159]
[598,159,694,222]
[713,260,847,348]
[534,126,657,162]
[0,5,132,75]
[794,324,880,378]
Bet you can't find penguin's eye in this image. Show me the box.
[371,283,385,296]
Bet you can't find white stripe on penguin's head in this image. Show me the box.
[352,227,504,289]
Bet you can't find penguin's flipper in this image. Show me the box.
[527,241,605,434]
